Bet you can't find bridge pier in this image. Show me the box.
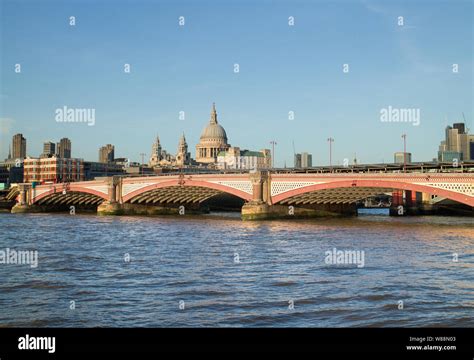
[404,190,422,215]
[97,202,124,215]
[241,171,357,220]
[241,171,272,220]
[388,190,474,216]
[390,190,422,215]
[97,176,122,215]
[388,191,474,216]
[11,203,43,213]
[11,184,43,213]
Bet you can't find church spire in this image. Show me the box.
[210,103,218,125]
[179,132,187,145]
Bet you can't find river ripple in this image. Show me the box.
[0,211,473,327]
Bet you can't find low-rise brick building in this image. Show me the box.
[23,156,84,183]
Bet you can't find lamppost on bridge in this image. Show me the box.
[401,134,407,173]
[140,153,146,175]
[270,140,277,168]
[327,137,334,172]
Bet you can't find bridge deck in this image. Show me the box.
[12,171,474,208]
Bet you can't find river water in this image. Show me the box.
[0,210,473,327]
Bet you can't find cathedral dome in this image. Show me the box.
[195,103,230,164]
[200,123,228,141]
[199,103,228,142]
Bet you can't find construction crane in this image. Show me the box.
[292,140,296,166]
[462,112,470,133]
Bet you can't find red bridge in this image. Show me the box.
[10,171,474,219]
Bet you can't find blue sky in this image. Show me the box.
[1,0,472,166]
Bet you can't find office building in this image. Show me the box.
[41,141,56,158]
[438,122,473,161]
[99,144,115,163]
[12,133,26,159]
[56,138,72,158]
[294,154,302,168]
[394,152,412,164]
[301,152,312,168]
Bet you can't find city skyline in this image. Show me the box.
[1,0,472,166]
[3,115,473,167]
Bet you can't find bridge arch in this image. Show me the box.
[31,185,109,204]
[272,179,474,207]
[122,179,252,203]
